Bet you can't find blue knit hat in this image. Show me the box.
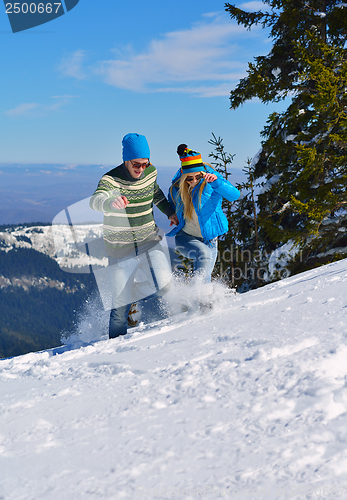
[122,133,150,161]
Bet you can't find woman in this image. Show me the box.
[167,144,240,290]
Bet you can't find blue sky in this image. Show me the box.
[0,0,289,173]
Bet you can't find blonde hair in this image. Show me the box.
[170,164,213,221]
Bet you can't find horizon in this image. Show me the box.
[0,162,247,225]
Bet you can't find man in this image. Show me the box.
[89,133,178,339]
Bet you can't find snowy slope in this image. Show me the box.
[1,259,347,500]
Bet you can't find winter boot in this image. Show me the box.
[127,303,141,327]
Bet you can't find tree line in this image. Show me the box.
[207,0,347,292]
[0,247,97,359]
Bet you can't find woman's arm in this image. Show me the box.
[209,175,240,202]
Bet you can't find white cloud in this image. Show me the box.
[58,50,87,79]
[239,1,266,11]
[57,165,78,170]
[154,83,242,98]
[54,13,267,97]
[94,14,260,97]
[46,95,77,111]
[22,198,48,206]
[202,10,224,17]
[5,103,39,117]
[5,96,76,118]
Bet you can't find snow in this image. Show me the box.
[1,259,347,499]
[0,225,56,255]
[249,148,262,169]
[267,239,301,279]
[0,223,108,272]
[258,174,281,195]
[271,68,281,78]
[52,223,108,272]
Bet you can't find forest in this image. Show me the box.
[206,0,347,292]
[0,242,97,359]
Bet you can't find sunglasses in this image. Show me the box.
[186,174,204,183]
[130,160,150,169]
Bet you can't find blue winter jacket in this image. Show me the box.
[166,165,240,241]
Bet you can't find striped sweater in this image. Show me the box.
[89,163,174,258]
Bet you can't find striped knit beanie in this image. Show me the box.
[177,144,205,174]
[122,133,150,161]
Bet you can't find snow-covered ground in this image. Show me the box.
[0,224,107,270]
[1,259,347,500]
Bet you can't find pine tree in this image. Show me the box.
[208,136,266,291]
[208,134,237,287]
[226,158,268,291]
[226,0,347,107]
[225,0,347,272]
[234,159,263,289]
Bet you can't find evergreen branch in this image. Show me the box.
[224,3,278,30]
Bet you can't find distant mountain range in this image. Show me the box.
[0,163,106,224]
[0,163,180,224]
[0,222,182,359]
[0,223,100,359]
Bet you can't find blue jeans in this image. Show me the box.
[109,293,168,339]
[108,246,171,338]
[175,230,218,283]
